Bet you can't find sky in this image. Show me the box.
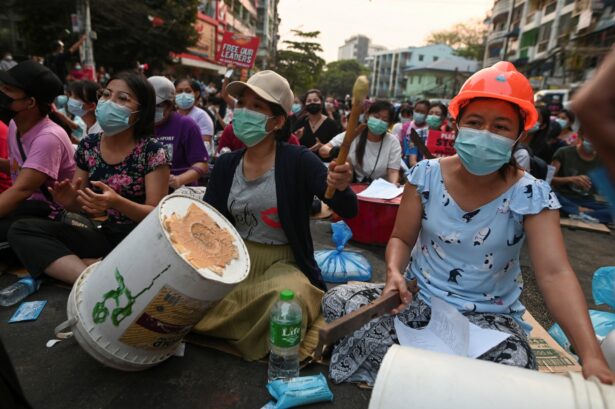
[277,0,495,62]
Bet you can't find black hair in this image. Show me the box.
[414,99,430,111]
[559,109,575,125]
[69,80,101,104]
[174,78,201,94]
[301,89,324,105]
[355,99,395,168]
[457,98,523,180]
[400,105,413,116]
[528,107,552,156]
[109,71,156,139]
[430,102,448,119]
[268,101,291,142]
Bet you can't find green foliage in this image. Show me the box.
[9,0,199,71]
[275,29,325,94]
[319,60,369,99]
[426,19,487,61]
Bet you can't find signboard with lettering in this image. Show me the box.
[215,32,260,69]
[188,18,216,59]
[426,130,456,157]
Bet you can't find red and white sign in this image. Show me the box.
[215,32,260,69]
[426,130,456,157]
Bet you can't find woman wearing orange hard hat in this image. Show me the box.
[322,62,615,386]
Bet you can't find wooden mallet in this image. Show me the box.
[324,75,370,199]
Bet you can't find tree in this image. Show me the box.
[319,60,369,99]
[426,19,487,61]
[275,30,325,94]
[9,0,199,72]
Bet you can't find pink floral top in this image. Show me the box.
[76,133,169,225]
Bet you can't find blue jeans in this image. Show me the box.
[555,192,613,224]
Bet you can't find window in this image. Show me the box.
[419,54,424,61]
[538,21,553,42]
[545,1,557,15]
[433,56,439,62]
[564,0,574,5]
[436,76,443,85]
[558,13,572,36]
[418,76,422,84]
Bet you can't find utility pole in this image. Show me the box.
[78,0,96,80]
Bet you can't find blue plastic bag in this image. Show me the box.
[315,221,372,283]
[592,266,615,309]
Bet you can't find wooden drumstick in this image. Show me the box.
[324,75,369,199]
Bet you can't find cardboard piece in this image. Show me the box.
[560,217,611,234]
[523,311,582,374]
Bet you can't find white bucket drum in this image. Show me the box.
[56,195,250,371]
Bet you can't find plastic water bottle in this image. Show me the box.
[268,289,302,381]
[0,277,40,307]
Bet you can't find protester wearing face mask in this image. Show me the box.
[320,100,402,184]
[391,104,413,142]
[556,109,577,147]
[174,78,215,156]
[192,70,357,361]
[149,76,208,189]
[8,71,170,284]
[0,61,75,242]
[426,102,450,132]
[292,89,340,159]
[399,99,430,167]
[550,130,610,224]
[67,80,103,137]
[322,62,615,386]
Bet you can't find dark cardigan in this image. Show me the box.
[204,142,358,290]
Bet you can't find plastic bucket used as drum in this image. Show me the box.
[343,184,400,246]
[56,195,250,371]
[369,345,615,409]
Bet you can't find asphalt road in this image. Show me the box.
[0,219,613,409]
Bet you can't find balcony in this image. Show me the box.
[487,30,507,43]
[492,0,512,19]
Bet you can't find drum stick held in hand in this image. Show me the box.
[324,75,370,199]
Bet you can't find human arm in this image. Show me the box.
[0,168,49,217]
[386,135,402,184]
[220,71,236,110]
[384,183,423,313]
[170,121,210,188]
[525,209,615,384]
[386,168,400,184]
[169,162,208,188]
[68,35,87,54]
[78,166,170,222]
[550,160,592,190]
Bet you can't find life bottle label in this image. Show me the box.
[270,321,301,348]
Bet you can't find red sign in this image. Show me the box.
[426,130,456,157]
[215,32,260,68]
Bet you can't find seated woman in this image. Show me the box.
[551,129,611,224]
[148,76,208,189]
[319,100,402,184]
[7,71,170,284]
[292,89,340,159]
[426,101,451,132]
[174,78,215,156]
[555,109,578,147]
[67,80,103,137]
[322,62,614,386]
[0,61,75,242]
[193,70,357,361]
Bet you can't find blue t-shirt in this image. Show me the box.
[405,159,561,332]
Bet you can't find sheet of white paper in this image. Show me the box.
[394,297,511,359]
[357,178,404,200]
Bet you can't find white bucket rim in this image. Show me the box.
[158,194,250,285]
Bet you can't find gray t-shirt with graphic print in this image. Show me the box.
[227,159,288,245]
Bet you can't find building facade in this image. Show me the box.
[366,44,457,99]
[405,57,480,99]
[484,0,614,88]
[337,34,386,65]
[255,0,280,70]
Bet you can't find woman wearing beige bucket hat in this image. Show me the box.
[193,70,358,361]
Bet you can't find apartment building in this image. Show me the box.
[338,35,387,65]
[484,0,615,88]
[255,0,280,69]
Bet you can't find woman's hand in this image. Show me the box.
[49,178,82,208]
[169,174,182,190]
[77,180,120,215]
[327,161,353,192]
[382,269,414,315]
[582,356,615,385]
[569,175,592,190]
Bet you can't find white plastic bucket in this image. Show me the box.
[57,195,250,371]
[369,345,615,409]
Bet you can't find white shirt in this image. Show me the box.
[87,121,102,136]
[330,132,402,182]
[187,106,214,137]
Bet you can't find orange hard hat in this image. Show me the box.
[448,61,538,131]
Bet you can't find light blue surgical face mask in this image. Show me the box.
[413,111,426,125]
[67,97,87,117]
[400,116,411,124]
[55,95,68,108]
[291,103,302,114]
[155,107,165,124]
[176,93,195,110]
[454,127,517,176]
[232,108,273,147]
[367,117,388,135]
[582,140,594,153]
[95,100,134,136]
[555,118,569,129]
